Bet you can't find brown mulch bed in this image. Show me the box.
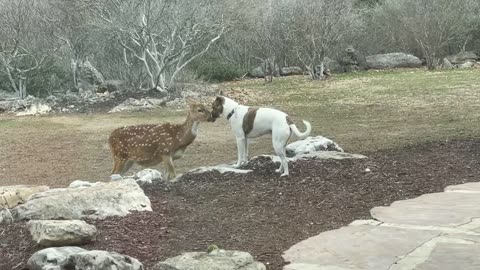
[2,139,480,270]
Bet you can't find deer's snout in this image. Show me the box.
[208,113,216,122]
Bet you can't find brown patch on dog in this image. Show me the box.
[211,96,225,120]
[286,116,294,125]
[242,107,259,136]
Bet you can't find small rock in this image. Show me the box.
[110,174,123,181]
[286,136,344,158]
[0,208,13,224]
[27,220,97,247]
[188,164,252,175]
[365,168,371,173]
[135,169,163,184]
[153,249,265,270]
[68,180,99,188]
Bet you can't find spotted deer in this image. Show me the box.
[108,103,213,179]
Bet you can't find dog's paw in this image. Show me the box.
[275,168,283,173]
[233,161,247,168]
[280,172,289,177]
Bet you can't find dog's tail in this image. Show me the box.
[289,120,312,139]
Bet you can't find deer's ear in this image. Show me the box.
[185,97,196,106]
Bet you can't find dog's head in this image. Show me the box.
[210,96,225,122]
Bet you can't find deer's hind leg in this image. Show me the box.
[163,155,176,180]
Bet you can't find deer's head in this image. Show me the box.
[188,103,213,123]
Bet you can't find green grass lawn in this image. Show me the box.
[1,68,479,186]
[226,68,480,152]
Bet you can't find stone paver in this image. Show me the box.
[371,192,480,226]
[283,182,480,270]
[445,182,480,193]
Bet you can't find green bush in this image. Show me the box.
[192,58,245,82]
[27,59,70,97]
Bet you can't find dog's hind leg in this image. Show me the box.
[272,128,290,177]
[244,138,249,163]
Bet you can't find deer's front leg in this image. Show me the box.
[111,158,126,175]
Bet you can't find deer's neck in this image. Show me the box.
[178,113,198,144]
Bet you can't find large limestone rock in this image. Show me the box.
[109,97,167,113]
[458,61,476,69]
[27,246,86,270]
[280,66,303,76]
[441,58,454,69]
[286,136,344,158]
[8,179,151,223]
[0,185,49,208]
[339,46,368,72]
[27,247,143,270]
[153,249,265,270]
[249,66,265,78]
[78,60,105,86]
[67,250,144,270]
[366,53,422,69]
[104,79,126,92]
[446,51,479,65]
[27,220,97,247]
[16,103,52,116]
[324,57,343,74]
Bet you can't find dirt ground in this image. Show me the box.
[2,139,480,270]
[0,112,276,187]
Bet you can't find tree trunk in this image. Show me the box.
[18,77,27,99]
[264,59,273,83]
[312,50,327,80]
[1,56,19,94]
[425,53,437,70]
[158,72,166,92]
[71,58,78,89]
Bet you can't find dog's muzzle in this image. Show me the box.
[208,114,218,122]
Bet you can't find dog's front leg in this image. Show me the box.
[244,138,249,163]
[233,137,246,168]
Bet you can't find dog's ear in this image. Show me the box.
[214,96,224,104]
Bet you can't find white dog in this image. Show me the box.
[210,96,311,176]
